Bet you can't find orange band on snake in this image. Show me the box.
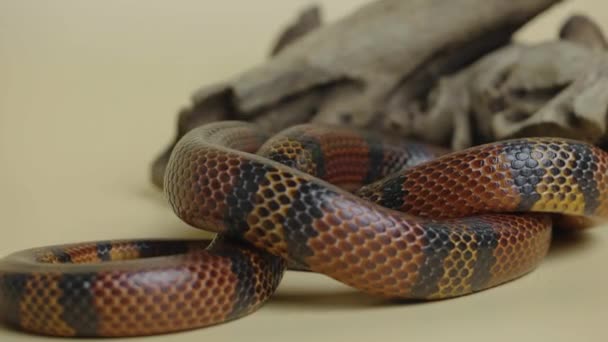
[1,121,607,336]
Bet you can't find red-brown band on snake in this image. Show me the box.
[0,121,607,336]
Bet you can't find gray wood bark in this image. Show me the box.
[151,0,565,188]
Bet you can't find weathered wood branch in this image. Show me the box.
[151,0,564,188]
[425,14,608,150]
[560,14,608,51]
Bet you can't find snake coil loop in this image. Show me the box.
[1,121,607,336]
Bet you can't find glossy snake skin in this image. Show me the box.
[1,121,607,337]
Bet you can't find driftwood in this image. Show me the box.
[445,15,608,149]
[150,0,608,189]
[560,15,608,51]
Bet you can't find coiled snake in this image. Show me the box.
[1,121,607,336]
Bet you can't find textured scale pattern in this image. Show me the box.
[1,121,607,337]
[0,239,284,337]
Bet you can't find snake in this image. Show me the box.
[1,121,607,337]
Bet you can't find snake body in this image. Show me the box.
[1,121,607,336]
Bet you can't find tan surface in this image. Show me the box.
[1,1,608,341]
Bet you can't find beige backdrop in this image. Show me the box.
[1,1,608,341]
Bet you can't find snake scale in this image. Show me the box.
[1,121,607,336]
